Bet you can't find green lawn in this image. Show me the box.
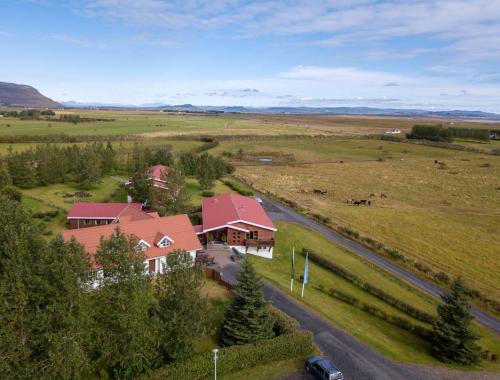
[21,176,122,212]
[249,222,500,369]
[223,356,306,380]
[184,178,234,206]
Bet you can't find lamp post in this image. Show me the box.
[212,348,219,380]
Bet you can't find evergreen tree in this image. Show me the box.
[91,229,157,379]
[151,165,188,215]
[101,141,116,174]
[0,162,12,188]
[221,257,275,346]
[432,277,482,365]
[76,147,102,189]
[153,250,207,361]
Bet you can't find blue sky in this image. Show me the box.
[1,0,500,111]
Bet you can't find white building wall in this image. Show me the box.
[230,245,273,259]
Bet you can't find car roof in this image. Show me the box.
[317,359,341,373]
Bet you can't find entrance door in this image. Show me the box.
[149,259,156,273]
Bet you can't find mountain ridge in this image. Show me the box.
[0,81,61,108]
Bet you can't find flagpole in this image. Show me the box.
[301,281,305,297]
[290,246,295,292]
[302,251,309,298]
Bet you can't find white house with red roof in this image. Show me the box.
[62,214,202,277]
[196,193,276,259]
[67,202,157,229]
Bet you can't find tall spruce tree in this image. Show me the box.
[0,162,12,188]
[92,229,157,379]
[153,250,207,361]
[432,277,482,365]
[221,257,275,346]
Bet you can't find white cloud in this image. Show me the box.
[48,33,106,48]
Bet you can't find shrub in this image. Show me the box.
[201,190,215,197]
[222,180,254,197]
[270,306,300,335]
[141,331,314,380]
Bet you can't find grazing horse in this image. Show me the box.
[353,200,361,206]
[369,193,376,197]
[360,199,367,205]
[368,200,371,206]
[380,193,387,198]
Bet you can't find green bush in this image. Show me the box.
[201,190,215,197]
[270,306,300,335]
[303,248,435,324]
[222,180,254,197]
[141,331,314,380]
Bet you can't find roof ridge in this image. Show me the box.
[228,192,242,220]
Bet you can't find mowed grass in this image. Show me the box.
[226,138,500,304]
[21,176,122,213]
[184,178,234,206]
[249,222,500,368]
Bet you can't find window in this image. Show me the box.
[158,239,170,248]
[96,220,101,225]
[136,240,150,252]
[84,219,91,225]
[246,231,259,240]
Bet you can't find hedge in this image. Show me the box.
[141,331,314,380]
[222,180,254,196]
[270,305,300,335]
[317,286,432,340]
[303,248,435,324]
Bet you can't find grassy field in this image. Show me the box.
[2,110,498,138]
[223,138,500,304]
[249,222,500,369]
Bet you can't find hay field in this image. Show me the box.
[221,138,500,302]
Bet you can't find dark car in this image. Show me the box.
[305,356,343,380]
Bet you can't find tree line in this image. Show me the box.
[127,143,233,216]
[2,142,116,189]
[407,124,492,142]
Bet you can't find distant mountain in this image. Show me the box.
[0,81,61,108]
[59,99,500,121]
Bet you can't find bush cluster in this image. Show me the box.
[303,248,435,324]
[317,286,431,340]
[191,140,219,153]
[222,180,254,196]
[201,190,215,197]
[32,210,59,220]
[141,331,314,380]
[270,305,300,335]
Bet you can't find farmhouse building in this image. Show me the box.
[62,214,202,274]
[196,193,276,259]
[67,202,157,229]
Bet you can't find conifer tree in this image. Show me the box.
[221,257,275,346]
[153,250,207,361]
[432,277,482,365]
[0,162,12,188]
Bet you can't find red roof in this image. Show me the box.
[61,214,202,264]
[201,193,275,232]
[67,202,143,219]
[149,164,169,182]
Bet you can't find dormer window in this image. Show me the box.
[156,235,174,248]
[136,239,151,252]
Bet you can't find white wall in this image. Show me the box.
[230,246,273,259]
